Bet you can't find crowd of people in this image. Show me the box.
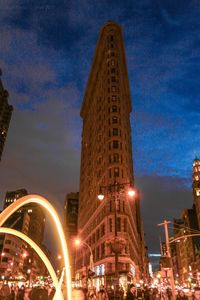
[72,284,200,300]
[0,283,56,299]
[0,283,200,300]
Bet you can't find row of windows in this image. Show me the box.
[87,217,128,247]
[88,223,105,246]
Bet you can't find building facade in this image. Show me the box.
[192,158,200,228]
[0,69,13,161]
[64,192,79,281]
[76,22,145,290]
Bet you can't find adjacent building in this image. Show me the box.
[0,69,13,161]
[192,158,200,228]
[76,21,145,290]
[170,158,200,285]
[64,192,79,281]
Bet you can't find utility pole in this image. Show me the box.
[158,220,176,300]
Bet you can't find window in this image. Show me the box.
[109,218,112,232]
[2,257,8,262]
[113,153,119,163]
[101,224,105,236]
[96,229,100,241]
[112,116,118,124]
[113,141,119,149]
[101,243,105,257]
[113,128,118,136]
[92,233,95,244]
[111,76,116,83]
[5,240,11,244]
[114,167,119,177]
[112,105,117,112]
[112,95,117,102]
[111,68,115,73]
[116,217,121,232]
[96,247,100,260]
[124,218,127,232]
[112,86,116,92]
[111,60,115,66]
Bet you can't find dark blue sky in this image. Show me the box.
[0,0,200,254]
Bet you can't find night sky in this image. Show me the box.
[0,0,200,255]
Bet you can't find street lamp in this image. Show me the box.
[75,238,94,288]
[75,239,94,271]
[97,180,136,297]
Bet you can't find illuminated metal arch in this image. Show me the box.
[0,194,71,300]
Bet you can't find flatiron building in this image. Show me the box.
[76,21,145,289]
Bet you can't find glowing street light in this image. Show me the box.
[74,238,94,270]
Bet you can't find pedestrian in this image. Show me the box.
[98,285,108,300]
[176,290,188,300]
[107,286,114,300]
[29,286,48,300]
[72,288,85,300]
[88,289,97,300]
[126,284,136,300]
[0,284,11,299]
[152,288,160,300]
[193,287,200,300]
[17,285,25,300]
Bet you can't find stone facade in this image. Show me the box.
[76,22,145,290]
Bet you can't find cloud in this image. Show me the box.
[136,175,192,252]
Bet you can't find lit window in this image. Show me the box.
[114,167,119,177]
[112,116,118,124]
[196,189,200,196]
[112,95,117,102]
[112,86,116,92]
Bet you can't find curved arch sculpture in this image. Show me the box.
[0,194,71,300]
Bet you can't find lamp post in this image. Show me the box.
[98,180,136,298]
[75,238,94,287]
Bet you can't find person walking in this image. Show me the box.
[126,284,136,300]
[98,285,108,300]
